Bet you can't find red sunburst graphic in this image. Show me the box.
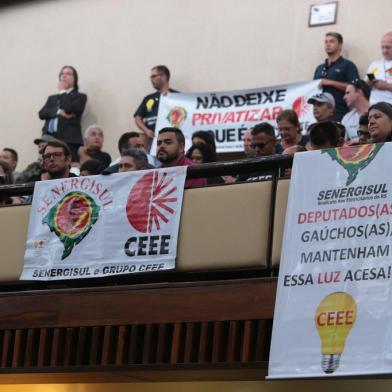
[292,96,309,117]
[126,171,178,233]
[56,196,90,236]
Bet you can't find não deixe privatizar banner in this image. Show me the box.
[154,80,319,153]
[21,167,187,280]
[268,143,392,378]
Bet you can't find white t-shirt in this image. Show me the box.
[367,59,392,104]
[342,109,360,141]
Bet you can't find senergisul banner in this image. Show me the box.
[268,143,392,378]
[154,80,319,153]
[21,167,187,280]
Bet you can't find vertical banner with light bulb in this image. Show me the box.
[268,143,392,378]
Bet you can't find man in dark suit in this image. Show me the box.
[39,65,87,162]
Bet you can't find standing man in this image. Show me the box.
[156,127,206,188]
[134,65,177,149]
[313,32,359,120]
[367,32,392,104]
[342,80,370,142]
[38,65,87,163]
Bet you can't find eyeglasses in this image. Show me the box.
[43,152,65,161]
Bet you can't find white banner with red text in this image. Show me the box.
[21,167,187,280]
[268,143,392,378]
[154,80,320,153]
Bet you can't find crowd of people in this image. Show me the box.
[1,31,392,204]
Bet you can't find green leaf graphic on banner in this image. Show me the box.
[322,144,383,186]
[43,191,100,260]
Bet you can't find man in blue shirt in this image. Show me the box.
[313,32,359,121]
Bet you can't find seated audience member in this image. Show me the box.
[276,110,309,150]
[367,32,392,105]
[357,114,371,144]
[368,102,392,143]
[308,121,341,150]
[78,125,111,168]
[342,79,370,142]
[34,134,57,157]
[251,122,277,157]
[118,149,149,173]
[191,130,217,152]
[0,160,20,205]
[157,127,206,188]
[0,148,19,178]
[38,65,87,162]
[236,123,277,183]
[186,143,217,164]
[243,129,256,157]
[17,135,58,184]
[103,131,156,174]
[308,93,337,122]
[42,140,77,179]
[334,122,346,146]
[79,159,106,176]
[186,143,226,185]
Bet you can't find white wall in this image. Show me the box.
[1,0,391,169]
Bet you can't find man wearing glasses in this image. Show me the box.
[236,123,277,183]
[42,140,77,180]
[313,32,359,121]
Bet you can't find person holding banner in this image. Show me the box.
[134,66,177,150]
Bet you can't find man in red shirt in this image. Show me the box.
[156,127,206,188]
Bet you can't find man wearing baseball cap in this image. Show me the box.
[34,134,58,155]
[307,92,337,123]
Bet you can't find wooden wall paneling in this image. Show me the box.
[227,321,238,362]
[11,330,23,368]
[155,324,167,364]
[24,328,37,367]
[50,328,64,366]
[128,324,143,364]
[1,330,13,367]
[183,322,194,364]
[63,327,76,366]
[88,326,101,365]
[211,322,223,363]
[37,328,49,367]
[115,325,127,365]
[197,322,209,363]
[75,326,87,366]
[241,320,252,362]
[170,323,183,364]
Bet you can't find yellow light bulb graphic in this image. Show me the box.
[314,292,357,374]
